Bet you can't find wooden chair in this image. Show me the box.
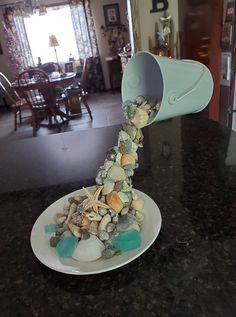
[0,72,28,130]
[63,58,93,120]
[17,69,63,136]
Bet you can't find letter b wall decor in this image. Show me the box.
[150,0,169,13]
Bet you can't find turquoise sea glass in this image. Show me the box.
[44,224,57,234]
[112,229,141,252]
[55,236,78,258]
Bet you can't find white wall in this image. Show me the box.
[90,0,129,89]
[138,0,179,55]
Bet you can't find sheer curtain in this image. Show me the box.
[70,0,105,92]
[3,7,34,79]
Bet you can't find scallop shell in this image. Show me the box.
[107,165,126,182]
[102,182,114,195]
[121,154,136,167]
[106,191,123,213]
[72,235,105,262]
[89,221,98,235]
[131,108,149,128]
[131,198,144,212]
[118,192,130,204]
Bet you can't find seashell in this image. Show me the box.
[72,235,105,262]
[119,138,133,154]
[115,152,122,164]
[116,215,140,232]
[76,205,84,214]
[134,129,144,145]
[106,222,116,232]
[63,200,71,214]
[68,196,78,205]
[86,212,102,222]
[98,214,111,232]
[80,229,90,240]
[121,154,136,167]
[122,123,138,141]
[131,198,144,212]
[98,230,110,241]
[106,147,118,161]
[131,142,138,152]
[124,169,134,177]
[99,195,106,203]
[119,130,131,142]
[129,209,136,216]
[114,181,123,192]
[104,160,114,171]
[122,100,137,120]
[132,191,138,200]
[106,191,123,213]
[55,226,65,236]
[89,221,98,235]
[102,247,115,259]
[121,207,129,215]
[131,108,149,128]
[53,213,66,224]
[99,207,108,216]
[68,223,81,237]
[74,195,87,204]
[109,209,116,217]
[65,202,77,224]
[116,215,132,231]
[118,192,130,204]
[112,215,119,224]
[135,210,144,222]
[121,181,132,192]
[135,95,146,105]
[102,182,114,195]
[62,230,72,237]
[107,165,126,182]
[80,216,91,228]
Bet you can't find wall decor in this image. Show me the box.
[150,0,169,13]
[103,3,120,27]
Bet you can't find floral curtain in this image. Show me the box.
[3,7,34,79]
[70,0,105,92]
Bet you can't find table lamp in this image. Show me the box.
[49,35,59,64]
[122,51,213,123]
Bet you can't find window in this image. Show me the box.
[24,5,78,64]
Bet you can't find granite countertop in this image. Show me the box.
[0,116,235,317]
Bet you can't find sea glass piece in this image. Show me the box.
[111,229,141,252]
[56,236,78,258]
[44,224,57,234]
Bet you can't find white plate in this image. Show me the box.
[30,187,162,275]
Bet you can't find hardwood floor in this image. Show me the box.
[0,91,124,140]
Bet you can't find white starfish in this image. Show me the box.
[83,186,110,213]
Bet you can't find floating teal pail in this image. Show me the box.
[121,51,214,124]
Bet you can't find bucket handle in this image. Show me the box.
[168,60,206,105]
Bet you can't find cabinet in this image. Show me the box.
[105,56,122,91]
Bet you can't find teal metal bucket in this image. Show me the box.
[121,51,214,124]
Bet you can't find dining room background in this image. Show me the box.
[0,0,129,91]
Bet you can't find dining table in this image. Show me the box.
[0,115,235,316]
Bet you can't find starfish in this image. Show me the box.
[83,186,110,213]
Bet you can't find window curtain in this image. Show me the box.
[70,0,105,93]
[3,7,34,79]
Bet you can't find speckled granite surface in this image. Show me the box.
[0,116,235,317]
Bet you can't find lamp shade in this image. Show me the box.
[49,35,59,47]
[122,51,213,124]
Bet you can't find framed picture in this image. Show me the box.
[221,21,233,49]
[103,3,120,27]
